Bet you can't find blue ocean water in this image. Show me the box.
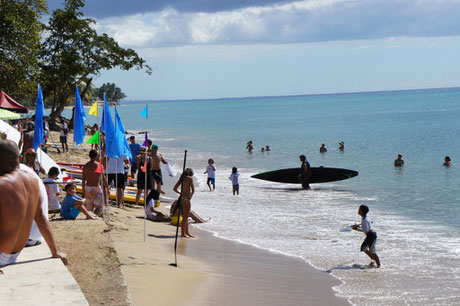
[77,88,460,304]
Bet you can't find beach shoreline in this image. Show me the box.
[45,130,348,305]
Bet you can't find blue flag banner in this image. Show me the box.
[140,104,148,118]
[102,94,120,158]
[114,106,132,159]
[73,85,87,146]
[33,84,45,150]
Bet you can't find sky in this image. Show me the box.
[46,0,460,100]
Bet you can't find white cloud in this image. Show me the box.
[94,0,460,48]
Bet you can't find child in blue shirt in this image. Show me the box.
[60,183,97,220]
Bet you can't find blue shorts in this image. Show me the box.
[207,177,215,185]
[63,207,81,220]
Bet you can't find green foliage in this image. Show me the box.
[40,0,151,122]
[0,0,47,100]
[93,83,127,102]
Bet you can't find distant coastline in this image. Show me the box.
[120,86,460,104]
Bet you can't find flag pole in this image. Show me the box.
[114,104,119,209]
[144,104,148,243]
[96,100,106,220]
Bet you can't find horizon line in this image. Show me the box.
[120,86,460,104]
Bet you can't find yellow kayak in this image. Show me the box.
[73,185,145,205]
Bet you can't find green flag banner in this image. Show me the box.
[86,130,99,144]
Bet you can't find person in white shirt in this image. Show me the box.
[59,119,68,152]
[43,167,61,211]
[351,205,381,268]
[105,155,129,208]
[204,159,216,191]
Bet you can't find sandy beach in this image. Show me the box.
[45,130,348,305]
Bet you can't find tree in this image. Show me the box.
[93,82,126,103]
[40,0,151,125]
[0,0,47,101]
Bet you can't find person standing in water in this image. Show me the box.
[320,143,327,153]
[394,153,404,167]
[173,168,195,238]
[351,205,381,268]
[229,167,240,195]
[204,159,216,191]
[299,155,311,190]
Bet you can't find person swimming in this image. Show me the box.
[443,156,451,167]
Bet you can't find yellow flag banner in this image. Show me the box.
[89,101,98,116]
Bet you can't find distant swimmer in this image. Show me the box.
[443,156,452,167]
[260,147,265,152]
[299,155,311,190]
[351,205,381,268]
[394,153,404,167]
[246,141,254,153]
[339,141,345,151]
[265,145,271,151]
[320,143,327,153]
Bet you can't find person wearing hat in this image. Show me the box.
[23,148,45,175]
[149,144,169,195]
[299,155,311,190]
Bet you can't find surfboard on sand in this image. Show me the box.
[251,167,358,184]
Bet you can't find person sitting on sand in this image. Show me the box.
[144,189,171,222]
[82,149,107,217]
[0,140,67,270]
[173,168,195,238]
[320,143,327,153]
[443,156,452,167]
[394,153,404,167]
[170,200,207,224]
[60,183,97,220]
[351,205,381,268]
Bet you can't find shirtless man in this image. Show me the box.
[150,144,168,194]
[0,140,67,271]
[173,168,195,238]
[299,155,311,190]
[82,149,108,216]
[18,122,34,154]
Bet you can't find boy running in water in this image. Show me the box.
[351,205,381,268]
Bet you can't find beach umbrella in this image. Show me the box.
[73,85,87,146]
[0,108,21,120]
[33,84,45,150]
